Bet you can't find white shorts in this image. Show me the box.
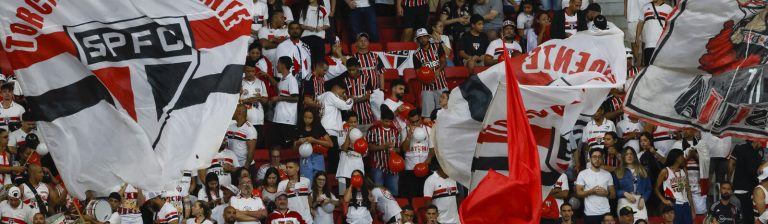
[627,21,639,43]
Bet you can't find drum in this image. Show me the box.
[85,199,112,222]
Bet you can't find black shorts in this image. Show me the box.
[403,5,429,29]
[268,123,296,149]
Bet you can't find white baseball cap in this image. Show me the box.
[415,28,430,40]
[7,186,20,199]
[626,47,633,59]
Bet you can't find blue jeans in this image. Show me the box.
[371,168,399,196]
[541,0,562,11]
[673,203,692,224]
[300,153,325,185]
[349,6,379,42]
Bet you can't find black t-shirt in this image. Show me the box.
[441,1,472,36]
[460,32,489,57]
[710,202,741,224]
[297,126,328,140]
[731,143,761,191]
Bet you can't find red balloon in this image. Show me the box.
[351,175,363,189]
[414,163,430,177]
[388,152,405,173]
[313,144,329,155]
[398,103,415,120]
[417,67,436,83]
[343,123,351,130]
[353,138,368,155]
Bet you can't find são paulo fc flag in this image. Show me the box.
[625,0,768,140]
[435,26,626,195]
[0,0,251,198]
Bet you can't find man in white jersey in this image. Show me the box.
[227,105,257,168]
[484,19,522,66]
[256,149,287,182]
[575,148,616,223]
[319,80,354,145]
[21,164,56,215]
[266,192,305,224]
[634,0,672,66]
[423,164,459,224]
[0,129,24,185]
[270,57,301,151]
[242,62,269,141]
[617,114,642,151]
[0,186,33,223]
[277,161,312,223]
[202,139,241,187]
[276,22,312,79]
[230,177,268,223]
[577,103,616,170]
[259,10,289,67]
[212,185,238,224]
[117,184,145,224]
[382,79,407,130]
[164,170,196,222]
[149,192,179,224]
[372,186,402,223]
[0,84,24,132]
[400,110,434,199]
[9,113,36,154]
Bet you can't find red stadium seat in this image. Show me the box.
[351,43,384,53]
[411,197,428,223]
[379,28,402,44]
[325,43,350,55]
[376,17,397,29]
[395,197,409,207]
[444,66,470,89]
[386,42,418,52]
[403,68,420,106]
[382,69,401,90]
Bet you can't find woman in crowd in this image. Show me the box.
[247,43,277,93]
[187,201,213,224]
[299,0,330,64]
[310,172,340,223]
[603,132,622,172]
[534,12,551,47]
[197,173,223,206]
[267,0,294,23]
[262,167,282,212]
[655,149,695,224]
[614,147,651,221]
[430,19,453,67]
[344,170,375,224]
[294,109,334,182]
[516,1,535,52]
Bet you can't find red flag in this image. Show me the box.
[459,43,542,223]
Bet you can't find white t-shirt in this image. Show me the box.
[324,56,347,80]
[627,0,652,22]
[258,26,289,64]
[485,39,522,60]
[403,124,433,170]
[0,200,33,224]
[282,5,295,23]
[318,92,353,134]
[198,189,224,203]
[226,121,257,166]
[517,12,534,30]
[207,149,241,186]
[8,128,31,149]
[553,173,570,209]
[186,218,213,224]
[617,118,642,151]
[252,1,269,32]
[653,126,676,156]
[424,173,459,224]
[21,182,48,213]
[575,168,614,216]
[581,119,616,150]
[242,78,268,125]
[211,204,227,224]
[273,74,300,125]
[641,3,672,47]
[277,178,313,223]
[0,102,24,132]
[371,187,402,222]
[702,132,732,158]
[564,13,579,36]
[156,202,180,224]
[276,40,312,79]
[382,98,405,130]
[230,195,266,224]
[300,5,331,38]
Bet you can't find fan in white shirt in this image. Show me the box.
[575,149,616,218]
[276,22,313,79]
[227,105,258,167]
[423,165,459,224]
[149,192,180,224]
[242,64,270,127]
[0,84,24,132]
[484,19,523,66]
[277,162,313,223]
[0,186,34,224]
[578,105,616,169]
[230,177,268,224]
[8,113,35,153]
[372,187,402,223]
[186,201,215,224]
[202,141,240,187]
[617,114,642,151]
[259,11,289,67]
[382,80,407,131]
[319,81,354,138]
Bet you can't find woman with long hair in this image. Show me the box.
[533,12,551,47]
[310,172,340,223]
[430,19,453,67]
[186,201,213,224]
[299,0,329,65]
[655,149,695,224]
[197,173,224,206]
[603,131,622,172]
[614,147,651,221]
[267,0,294,23]
[344,170,375,224]
[294,110,334,183]
[262,167,281,212]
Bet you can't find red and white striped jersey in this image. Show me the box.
[401,0,428,7]
[277,177,313,224]
[413,43,448,91]
[155,202,179,224]
[225,121,257,166]
[353,52,384,90]
[267,210,306,224]
[581,119,616,150]
[366,122,402,173]
[423,172,459,224]
[118,184,142,215]
[206,149,241,186]
[0,200,33,224]
[21,183,48,214]
[0,151,11,186]
[0,102,24,132]
[343,75,376,125]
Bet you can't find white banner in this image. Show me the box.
[0,0,252,198]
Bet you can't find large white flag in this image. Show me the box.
[435,27,626,192]
[0,0,252,198]
[624,0,768,139]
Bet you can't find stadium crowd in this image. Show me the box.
[0,0,760,223]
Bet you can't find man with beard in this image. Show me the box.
[575,148,616,223]
[412,28,448,119]
[211,185,239,224]
[277,21,312,79]
[266,192,306,224]
[484,19,522,66]
[383,79,408,129]
[223,206,237,224]
[149,192,179,224]
[708,182,740,224]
